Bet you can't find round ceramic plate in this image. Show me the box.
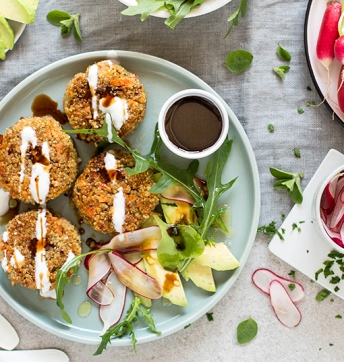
[304,0,344,125]
[0,50,260,346]
[118,0,232,18]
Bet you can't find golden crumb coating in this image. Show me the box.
[0,116,79,205]
[73,150,159,235]
[63,61,147,146]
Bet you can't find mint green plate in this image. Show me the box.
[0,51,260,345]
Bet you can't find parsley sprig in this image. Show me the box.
[47,10,82,42]
[270,167,304,204]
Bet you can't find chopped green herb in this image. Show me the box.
[274,65,290,80]
[328,250,344,259]
[315,289,331,301]
[306,101,317,106]
[225,0,249,36]
[335,286,340,292]
[184,323,191,329]
[225,49,253,73]
[268,124,274,133]
[288,270,296,279]
[330,343,334,346]
[46,10,82,42]
[276,43,291,62]
[236,317,258,344]
[281,213,285,220]
[299,221,305,224]
[315,268,323,281]
[331,299,334,302]
[270,167,304,204]
[206,312,214,321]
[335,315,342,319]
[294,148,301,158]
[257,221,284,240]
[288,283,296,291]
[307,86,312,91]
[297,107,304,114]
[281,228,286,234]
[292,223,301,232]
[330,276,341,284]
[307,250,309,253]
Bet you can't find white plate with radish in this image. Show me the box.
[305,0,344,123]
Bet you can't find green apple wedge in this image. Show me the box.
[0,0,36,24]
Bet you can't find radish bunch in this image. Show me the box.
[252,268,305,327]
[316,0,344,110]
[319,170,344,248]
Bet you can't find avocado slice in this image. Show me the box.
[194,242,240,271]
[0,16,14,51]
[0,0,36,24]
[181,260,216,292]
[160,196,197,225]
[142,250,188,307]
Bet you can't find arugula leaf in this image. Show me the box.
[121,0,204,29]
[47,10,82,42]
[276,43,291,62]
[225,0,249,37]
[94,296,160,355]
[237,317,258,344]
[55,249,111,323]
[274,65,290,80]
[270,167,304,204]
[225,50,253,73]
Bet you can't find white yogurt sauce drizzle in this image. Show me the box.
[34,208,51,294]
[1,251,8,272]
[87,62,129,131]
[0,188,10,216]
[20,127,51,204]
[10,248,25,268]
[104,153,126,232]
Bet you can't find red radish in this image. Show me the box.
[321,219,344,247]
[329,185,344,231]
[316,1,341,72]
[108,251,163,300]
[252,268,305,302]
[99,271,126,335]
[269,280,301,328]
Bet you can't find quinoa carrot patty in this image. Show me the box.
[0,116,79,205]
[73,150,159,235]
[0,209,82,296]
[63,60,147,146]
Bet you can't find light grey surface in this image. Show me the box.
[1,0,344,361]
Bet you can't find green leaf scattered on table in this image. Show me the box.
[294,148,301,158]
[47,10,82,42]
[257,221,284,240]
[276,43,291,62]
[297,107,304,114]
[315,289,331,301]
[206,312,214,321]
[270,167,304,204]
[268,124,274,133]
[121,0,204,30]
[225,0,248,37]
[237,317,258,344]
[225,49,253,73]
[274,65,290,80]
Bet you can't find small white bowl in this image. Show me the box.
[314,165,344,252]
[158,89,229,159]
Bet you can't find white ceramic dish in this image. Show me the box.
[305,0,344,125]
[118,0,232,18]
[0,50,260,345]
[269,149,344,300]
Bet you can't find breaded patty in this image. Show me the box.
[73,149,159,235]
[0,209,82,296]
[0,116,79,205]
[63,60,147,146]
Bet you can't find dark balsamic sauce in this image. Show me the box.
[31,94,68,125]
[164,96,222,152]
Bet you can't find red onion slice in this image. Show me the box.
[99,271,126,335]
[269,280,301,328]
[103,226,161,253]
[108,251,163,300]
[252,268,305,302]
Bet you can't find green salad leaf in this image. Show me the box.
[121,0,204,29]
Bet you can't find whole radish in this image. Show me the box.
[316,0,342,72]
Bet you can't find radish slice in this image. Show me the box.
[123,251,143,265]
[87,280,114,306]
[103,226,161,252]
[99,271,126,335]
[108,251,163,300]
[269,280,301,328]
[321,219,344,247]
[86,252,113,305]
[252,268,305,302]
[84,246,102,271]
[324,173,341,212]
[160,184,195,205]
[329,185,344,231]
